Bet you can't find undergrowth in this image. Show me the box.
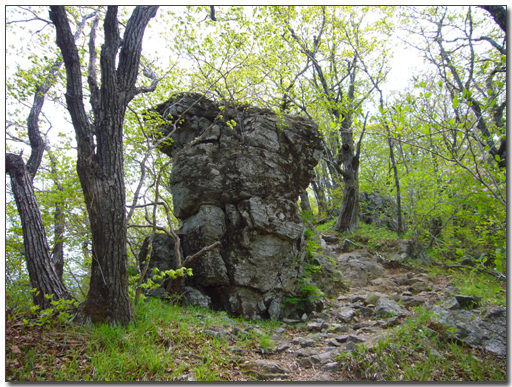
[335,307,506,381]
[6,298,277,382]
[6,220,506,382]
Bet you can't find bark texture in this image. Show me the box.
[50,6,158,324]
[4,12,90,307]
[6,155,71,308]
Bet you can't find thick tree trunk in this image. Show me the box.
[50,6,158,325]
[78,111,132,325]
[335,183,359,234]
[334,113,360,234]
[6,154,71,308]
[311,178,328,216]
[299,188,313,214]
[3,13,94,307]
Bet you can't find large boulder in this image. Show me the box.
[151,93,323,319]
[359,192,398,231]
[432,305,506,356]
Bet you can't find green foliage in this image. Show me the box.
[351,223,399,251]
[427,265,505,306]
[23,292,80,327]
[129,262,193,304]
[285,220,324,311]
[139,267,193,290]
[6,298,282,381]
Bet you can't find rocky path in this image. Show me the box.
[223,240,506,381]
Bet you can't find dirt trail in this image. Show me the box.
[230,242,453,381]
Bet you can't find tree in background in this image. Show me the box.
[5,8,96,309]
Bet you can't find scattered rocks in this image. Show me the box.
[374,297,410,318]
[300,339,316,348]
[337,307,355,323]
[242,360,291,380]
[202,327,235,342]
[306,319,326,332]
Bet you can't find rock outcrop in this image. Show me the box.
[151,93,323,319]
[359,192,398,231]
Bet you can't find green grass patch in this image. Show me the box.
[426,265,506,306]
[6,298,277,382]
[336,307,506,381]
[315,218,336,232]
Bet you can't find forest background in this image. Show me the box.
[4,6,506,325]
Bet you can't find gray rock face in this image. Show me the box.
[388,239,433,266]
[138,233,182,297]
[432,305,506,356]
[152,93,323,320]
[359,192,398,231]
[336,251,386,287]
[374,296,410,318]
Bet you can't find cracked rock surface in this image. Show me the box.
[152,93,323,320]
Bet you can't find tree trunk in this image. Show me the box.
[6,154,71,309]
[50,6,158,325]
[51,201,65,280]
[387,134,404,236]
[334,112,359,233]
[299,188,313,214]
[3,12,94,307]
[48,152,65,281]
[311,178,328,216]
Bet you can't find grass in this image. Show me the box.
[426,264,506,306]
[317,220,401,251]
[336,307,506,382]
[6,298,278,382]
[6,221,506,382]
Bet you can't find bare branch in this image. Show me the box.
[182,241,222,268]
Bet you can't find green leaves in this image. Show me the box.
[451,95,459,109]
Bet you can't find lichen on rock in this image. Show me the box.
[149,92,323,319]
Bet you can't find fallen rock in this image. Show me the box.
[336,251,386,287]
[432,305,506,356]
[181,286,211,309]
[310,349,338,364]
[321,234,339,244]
[323,362,341,372]
[359,192,398,231]
[337,307,355,323]
[242,360,290,375]
[300,339,316,348]
[306,319,325,332]
[386,239,433,266]
[454,294,482,309]
[374,297,410,318]
[400,295,425,308]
